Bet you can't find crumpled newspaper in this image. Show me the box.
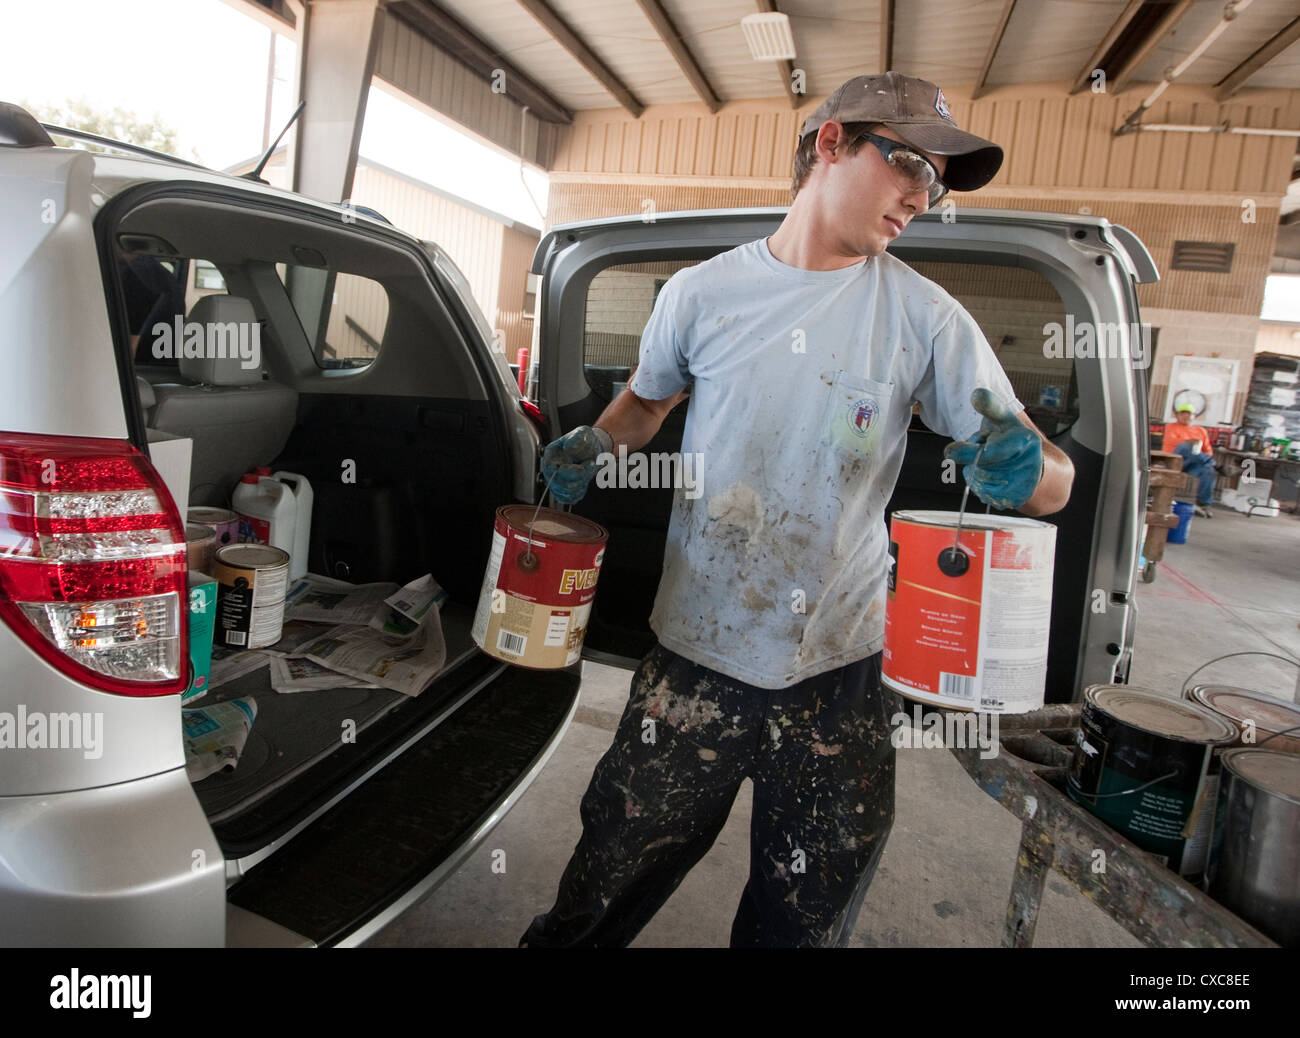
[182,697,257,782]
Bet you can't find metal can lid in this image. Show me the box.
[214,544,291,569]
[498,504,608,544]
[186,524,216,541]
[1222,748,1300,802]
[187,506,237,523]
[891,509,1054,533]
[1085,685,1238,744]
[1189,685,1300,735]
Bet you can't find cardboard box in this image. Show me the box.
[185,572,217,705]
[147,431,192,519]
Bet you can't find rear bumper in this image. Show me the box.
[225,662,581,947]
[0,767,225,947]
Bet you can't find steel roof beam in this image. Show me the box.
[516,0,645,117]
[1215,15,1300,100]
[390,0,573,124]
[635,0,722,113]
[971,0,1018,100]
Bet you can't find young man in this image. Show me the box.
[522,72,1074,947]
[1162,402,1217,517]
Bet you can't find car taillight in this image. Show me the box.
[0,433,188,696]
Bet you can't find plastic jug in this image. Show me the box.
[232,474,296,559]
[272,471,314,580]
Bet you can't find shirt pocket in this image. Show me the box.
[821,370,894,460]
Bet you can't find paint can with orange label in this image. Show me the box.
[883,510,1056,714]
[472,505,608,669]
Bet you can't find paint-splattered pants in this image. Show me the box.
[520,642,899,947]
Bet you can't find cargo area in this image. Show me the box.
[101,183,565,880]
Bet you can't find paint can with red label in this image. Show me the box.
[883,510,1056,714]
[472,505,608,669]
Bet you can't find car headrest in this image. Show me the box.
[136,375,156,410]
[178,295,265,386]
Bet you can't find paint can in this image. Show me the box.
[1206,748,1300,946]
[1068,685,1237,877]
[1187,685,1300,755]
[211,543,290,650]
[882,510,1056,714]
[185,523,217,573]
[188,506,239,547]
[471,505,608,669]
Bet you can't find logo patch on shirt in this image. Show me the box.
[848,397,878,436]
[934,88,953,123]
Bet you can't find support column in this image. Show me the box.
[290,0,385,204]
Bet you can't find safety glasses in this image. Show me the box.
[855,131,949,207]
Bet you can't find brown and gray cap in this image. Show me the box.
[800,72,1003,192]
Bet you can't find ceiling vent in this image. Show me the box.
[1170,240,1235,273]
[740,12,796,61]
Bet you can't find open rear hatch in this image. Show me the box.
[98,179,577,944]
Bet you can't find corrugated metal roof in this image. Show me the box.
[1129,0,1300,87]
[394,0,1299,113]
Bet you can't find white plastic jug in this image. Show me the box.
[232,473,296,560]
[272,471,314,581]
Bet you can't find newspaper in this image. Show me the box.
[369,574,449,637]
[269,655,380,693]
[183,697,257,782]
[257,618,340,658]
[291,615,447,697]
[284,575,399,625]
[208,645,270,690]
[213,574,449,696]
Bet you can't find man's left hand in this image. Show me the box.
[944,388,1043,511]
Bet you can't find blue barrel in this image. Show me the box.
[1167,500,1194,544]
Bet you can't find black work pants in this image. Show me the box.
[520,642,899,947]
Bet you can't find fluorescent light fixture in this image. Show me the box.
[741,12,796,61]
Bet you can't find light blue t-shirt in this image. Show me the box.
[627,237,1023,690]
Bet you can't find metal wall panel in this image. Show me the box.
[373,11,559,168]
[548,86,1299,196]
[545,179,1279,316]
[348,165,538,358]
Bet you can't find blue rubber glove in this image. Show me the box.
[944,389,1043,511]
[540,425,612,504]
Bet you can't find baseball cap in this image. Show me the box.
[800,72,1003,192]
[1174,402,1196,413]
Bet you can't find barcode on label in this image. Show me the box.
[497,630,527,656]
[225,631,247,647]
[939,672,974,700]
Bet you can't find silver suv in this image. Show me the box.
[1,104,564,947]
[0,101,1157,946]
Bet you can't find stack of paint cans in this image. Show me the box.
[1183,683,1300,946]
[1067,686,1236,878]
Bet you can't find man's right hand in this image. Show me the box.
[541,425,612,504]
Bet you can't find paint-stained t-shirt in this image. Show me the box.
[627,237,1023,689]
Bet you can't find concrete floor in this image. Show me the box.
[369,506,1300,948]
